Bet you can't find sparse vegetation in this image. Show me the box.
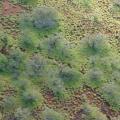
[81,103,108,120]
[100,82,120,110]
[32,6,58,30]
[0,0,120,119]
[42,107,66,120]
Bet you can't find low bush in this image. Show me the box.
[0,53,8,73]
[0,34,9,54]
[26,55,46,78]
[59,67,81,88]
[86,68,104,88]
[41,35,71,62]
[81,103,108,120]
[42,107,66,120]
[114,0,120,6]
[11,0,37,5]
[73,0,92,8]
[47,78,69,100]
[32,6,58,30]
[100,82,120,110]
[14,107,32,120]
[111,71,120,84]
[0,96,16,112]
[7,49,23,79]
[19,33,35,51]
[81,34,107,56]
[15,79,30,91]
[22,89,43,108]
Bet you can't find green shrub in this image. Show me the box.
[26,55,46,78]
[41,35,71,62]
[0,96,16,112]
[22,89,43,108]
[19,33,35,51]
[15,79,30,91]
[111,71,120,84]
[114,0,120,6]
[42,107,66,120]
[82,34,107,56]
[0,53,8,73]
[86,68,104,88]
[19,13,32,29]
[110,1,120,16]
[59,67,81,88]
[73,0,92,8]
[14,107,32,120]
[7,49,23,79]
[47,78,69,100]
[0,34,9,54]
[11,0,37,5]
[32,6,58,30]
[81,103,108,120]
[100,82,120,110]
[0,113,2,120]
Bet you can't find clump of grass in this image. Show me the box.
[7,49,24,79]
[42,107,67,120]
[0,96,16,112]
[59,67,82,88]
[41,34,72,62]
[11,0,37,5]
[47,77,69,100]
[85,68,104,88]
[81,34,108,56]
[111,71,120,84]
[19,33,35,51]
[73,0,92,9]
[100,82,120,110]
[22,89,43,108]
[0,53,8,73]
[32,6,58,30]
[81,103,108,120]
[15,79,31,91]
[14,107,33,120]
[26,55,46,78]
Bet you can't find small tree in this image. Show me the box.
[32,6,58,30]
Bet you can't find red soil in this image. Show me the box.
[2,0,24,16]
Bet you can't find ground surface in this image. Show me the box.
[0,0,120,120]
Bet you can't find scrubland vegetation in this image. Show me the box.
[0,0,120,120]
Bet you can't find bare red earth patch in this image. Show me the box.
[2,0,24,16]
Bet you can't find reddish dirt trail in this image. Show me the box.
[2,0,24,16]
